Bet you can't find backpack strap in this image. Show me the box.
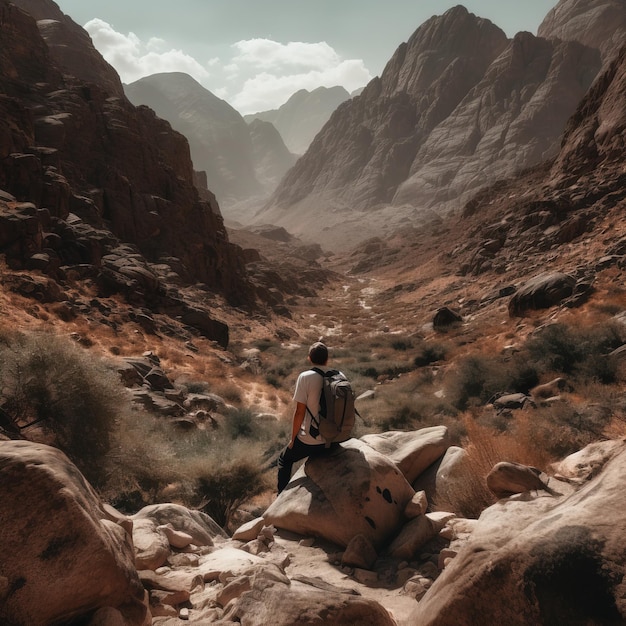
[305,367,325,424]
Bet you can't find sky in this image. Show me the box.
[54,0,559,115]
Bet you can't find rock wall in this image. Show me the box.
[0,0,252,311]
[257,3,615,250]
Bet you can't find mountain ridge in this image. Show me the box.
[254,1,622,251]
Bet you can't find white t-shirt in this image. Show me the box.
[293,367,330,445]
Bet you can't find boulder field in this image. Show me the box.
[1,431,625,624]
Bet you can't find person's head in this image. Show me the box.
[308,341,328,366]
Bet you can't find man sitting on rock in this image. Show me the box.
[277,341,339,493]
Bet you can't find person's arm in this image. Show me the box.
[289,402,307,448]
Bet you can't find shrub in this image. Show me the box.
[0,332,121,486]
[413,342,447,367]
[194,460,269,530]
[391,338,413,351]
[225,408,255,439]
[526,322,625,379]
[445,355,500,411]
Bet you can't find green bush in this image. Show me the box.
[413,341,448,367]
[526,322,625,378]
[446,355,499,411]
[196,461,268,529]
[0,332,121,485]
[225,407,255,439]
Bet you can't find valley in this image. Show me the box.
[1,0,626,624]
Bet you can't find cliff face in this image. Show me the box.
[256,3,617,251]
[0,2,248,299]
[392,33,601,211]
[11,0,124,97]
[125,73,264,207]
[0,0,255,345]
[244,86,351,155]
[538,0,626,63]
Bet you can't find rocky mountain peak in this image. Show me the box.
[244,85,351,155]
[538,0,626,62]
[11,0,124,97]
[125,72,262,206]
[380,6,508,99]
[256,3,612,251]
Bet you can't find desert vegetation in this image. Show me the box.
[0,270,624,527]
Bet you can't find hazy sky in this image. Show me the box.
[54,0,558,114]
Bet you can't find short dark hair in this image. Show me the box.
[308,341,328,365]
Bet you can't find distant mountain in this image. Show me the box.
[125,73,262,206]
[124,73,297,209]
[248,119,298,189]
[256,3,615,251]
[244,86,351,155]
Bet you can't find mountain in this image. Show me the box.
[538,0,626,63]
[0,0,264,346]
[248,119,298,189]
[11,0,124,97]
[256,3,617,251]
[124,73,262,206]
[244,86,351,155]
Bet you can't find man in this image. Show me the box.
[277,341,339,493]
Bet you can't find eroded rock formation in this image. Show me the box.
[0,0,263,344]
[256,3,620,251]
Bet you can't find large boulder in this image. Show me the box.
[412,440,626,625]
[264,438,416,548]
[0,441,148,625]
[508,272,577,316]
[223,576,396,626]
[361,426,451,484]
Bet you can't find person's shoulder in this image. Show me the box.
[299,368,321,379]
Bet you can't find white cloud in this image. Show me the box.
[230,60,371,114]
[232,39,340,72]
[84,19,210,84]
[82,20,372,114]
[223,39,372,114]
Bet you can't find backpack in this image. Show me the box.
[307,367,356,445]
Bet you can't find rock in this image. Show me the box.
[223,573,395,626]
[404,490,428,519]
[538,0,626,63]
[264,438,415,548]
[158,524,194,549]
[342,534,378,570]
[492,392,534,411]
[486,461,553,498]
[232,517,267,542]
[433,307,463,329]
[508,272,577,316]
[551,439,626,482]
[0,441,147,626]
[413,442,626,625]
[132,519,171,571]
[412,445,470,508]
[131,503,227,547]
[361,426,451,484]
[387,515,438,561]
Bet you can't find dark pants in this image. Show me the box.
[277,438,338,493]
